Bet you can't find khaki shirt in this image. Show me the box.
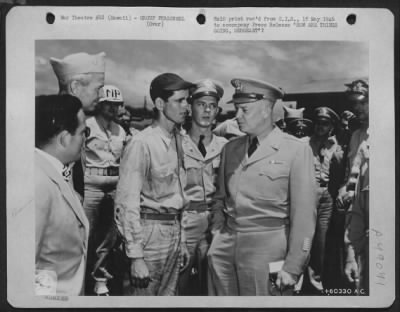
[114,124,187,258]
[84,117,127,168]
[182,134,227,203]
[309,135,342,185]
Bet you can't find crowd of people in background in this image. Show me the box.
[34,52,369,297]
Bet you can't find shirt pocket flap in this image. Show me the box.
[212,157,221,169]
[184,156,202,169]
[152,164,175,178]
[259,164,290,180]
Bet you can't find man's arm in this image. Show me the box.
[209,145,228,234]
[114,138,152,288]
[35,178,52,260]
[114,138,149,259]
[282,143,317,276]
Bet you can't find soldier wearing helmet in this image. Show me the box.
[82,84,128,295]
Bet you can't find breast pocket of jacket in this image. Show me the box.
[109,137,125,160]
[151,164,177,197]
[86,137,107,153]
[256,163,290,200]
[184,156,202,188]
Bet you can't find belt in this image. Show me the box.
[186,201,212,212]
[86,167,119,176]
[140,212,181,221]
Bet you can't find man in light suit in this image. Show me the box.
[208,78,317,296]
[35,94,90,296]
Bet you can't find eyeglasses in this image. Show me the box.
[195,102,218,111]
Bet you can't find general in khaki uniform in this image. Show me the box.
[207,78,317,296]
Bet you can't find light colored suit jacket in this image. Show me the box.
[211,127,317,275]
[35,151,89,295]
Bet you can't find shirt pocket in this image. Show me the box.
[151,164,177,197]
[184,156,202,188]
[256,163,290,200]
[212,157,221,170]
[86,137,108,153]
[109,136,125,161]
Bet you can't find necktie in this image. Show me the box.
[198,135,207,157]
[248,137,258,157]
[62,164,72,182]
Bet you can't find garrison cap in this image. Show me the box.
[313,107,339,124]
[283,106,304,119]
[229,78,284,104]
[50,52,106,81]
[189,79,224,103]
[99,85,123,103]
[345,79,369,101]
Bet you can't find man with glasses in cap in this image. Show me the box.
[207,78,317,296]
[50,52,106,199]
[304,106,344,294]
[35,94,90,295]
[338,80,370,294]
[114,73,193,295]
[178,79,228,295]
[82,85,127,295]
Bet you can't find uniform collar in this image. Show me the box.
[243,127,283,166]
[183,133,221,161]
[152,123,176,147]
[256,126,281,150]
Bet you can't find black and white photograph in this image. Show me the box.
[6,6,395,308]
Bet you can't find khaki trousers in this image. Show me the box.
[207,226,290,296]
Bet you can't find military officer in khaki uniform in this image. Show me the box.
[339,80,370,294]
[207,78,317,296]
[178,79,228,295]
[50,52,106,199]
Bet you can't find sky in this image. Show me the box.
[36,40,368,111]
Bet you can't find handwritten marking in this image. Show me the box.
[370,228,385,286]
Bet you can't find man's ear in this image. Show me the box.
[69,80,80,96]
[154,97,164,112]
[58,130,70,149]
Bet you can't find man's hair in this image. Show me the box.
[150,88,174,103]
[35,94,83,148]
[58,73,93,93]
